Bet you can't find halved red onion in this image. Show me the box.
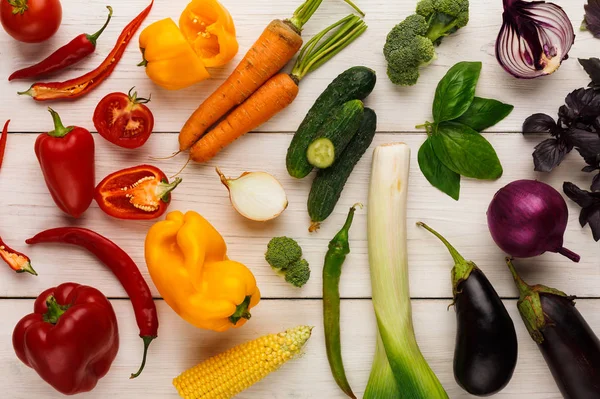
[496,0,575,79]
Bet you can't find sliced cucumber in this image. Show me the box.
[307,138,335,168]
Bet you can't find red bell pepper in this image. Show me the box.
[0,236,36,275]
[26,227,158,378]
[95,165,181,220]
[12,282,119,395]
[35,108,95,218]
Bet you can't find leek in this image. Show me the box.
[365,143,448,399]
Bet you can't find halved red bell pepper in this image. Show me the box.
[0,120,9,170]
[0,236,36,275]
[12,282,119,395]
[95,165,181,220]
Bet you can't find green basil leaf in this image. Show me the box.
[433,62,482,123]
[418,138,461,200]
[454,97,514,132]
[430,121,503,180]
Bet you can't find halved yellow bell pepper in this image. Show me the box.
[139,18,210,91]
[179,0,238,67]
[145,210,260,332]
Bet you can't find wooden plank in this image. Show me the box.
[0,133,597,299]
[2,298,598,398]
[0,0,597,133]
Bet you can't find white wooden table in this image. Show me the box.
[1,0,599,398]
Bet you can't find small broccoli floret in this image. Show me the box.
[383,0,469,86]
[416,0,469,45]
[265,237,302,270]
[284,259,311,288]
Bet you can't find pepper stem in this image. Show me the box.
[18,261,38,276]
[417,222,476,301]
[43,296,68,324]
[229,296,252,325]
[87,6,113,45]
[158,178,182,203]
[47,108,74,138]
[130,335,155,379]
[325,203,362,252]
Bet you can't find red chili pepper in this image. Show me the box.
[0,120,8,169]
[95,165,182,220]
[0,236,36,275]
[26,227,158,378]
[13,283,119,395]
[8,6,113,81]
[35,108,95,217]
[18,1,153,101]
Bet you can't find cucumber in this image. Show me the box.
[306,99,364,169]
[308,108,377,231]
[286,66,377,179]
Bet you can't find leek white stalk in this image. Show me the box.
[365,143,448,399]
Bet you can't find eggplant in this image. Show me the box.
[507,258,600,399]
[418,223,518,396]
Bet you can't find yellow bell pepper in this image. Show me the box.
[179,0,238,68]
[145,210,260,332]
[138,18,210,91]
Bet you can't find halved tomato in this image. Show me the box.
[93,87,154,149]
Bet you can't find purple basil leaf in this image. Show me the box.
[579,58,600,89]
[584,0,600,38]
[583,165,598,172]
[559,88,600,125]
[564,181,596,208]
[593,173,600,191]
[532,138,570,172]
[567,128,600,157]
[522,113,557,134]
[579,205,600,241]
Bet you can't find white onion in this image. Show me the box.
[217,168,288,222]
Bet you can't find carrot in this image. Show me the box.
[178,0,365,152]
[179,20,302,151]
[190,73,299,162]
[189,14,367,163]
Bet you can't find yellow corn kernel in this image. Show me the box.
[173,325,313,399]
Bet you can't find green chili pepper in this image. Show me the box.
[323,203,362,399]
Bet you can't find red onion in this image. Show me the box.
[496,0,575,79]
[487,180,580,262]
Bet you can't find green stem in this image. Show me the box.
[505,257,569,344]
[8,0,27,14]
[130,336,155,379]
[87,6,113,46]
[128,87,151,104]
[47,108,74,138]
[43,296,69,324]
[158,178,182,203]
[291,15,367,81]
[417,222,475,300]
[18,261,38,276]
[288,0,324,31]
[229,296,252,325]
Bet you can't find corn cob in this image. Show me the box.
[173,325,313,399]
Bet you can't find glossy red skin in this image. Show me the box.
[12,282,118,395]
[0,120,8,169]
[23,1,153,101]
[34,126,95,218]
[1,0,62,43]
[93,92,154,149]
[26,228,158,350]
[95,165,170,220]
[9,34,95,80]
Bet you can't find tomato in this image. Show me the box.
[1,0,62,43]
[93,88,155,149]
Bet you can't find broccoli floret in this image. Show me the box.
[416,0,469,45]
[265,237,302,270]
[383,0,469,86]
[284,259,311,288]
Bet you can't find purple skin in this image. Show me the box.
[487,180,580,262]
